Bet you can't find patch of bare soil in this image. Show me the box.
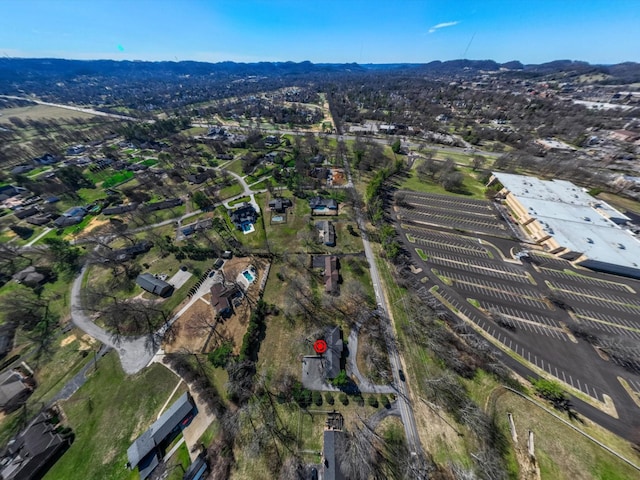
[78,217,111,236]
[164,297,214,354]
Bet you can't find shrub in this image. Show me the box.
[339,393,349,405]
[367,396,379,408]
[355,395,365,407]
[208,341,234,368]
[331,370,349,387]
[312,390,323,407]
[325,393,335,405]
[380,395,390,408]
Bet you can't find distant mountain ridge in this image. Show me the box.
[1,57,638,80]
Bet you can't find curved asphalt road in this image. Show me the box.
[70,265,156,374]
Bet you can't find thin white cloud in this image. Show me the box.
[428,21,460,34]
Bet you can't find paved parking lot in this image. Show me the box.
[428,252,532,283]
[539,267,635,293]
[408,232,491,258]
[393,190,640,438]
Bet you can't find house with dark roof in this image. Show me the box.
[186,172,212,184]
[109,241,153,262]
[32,153,58,166]
[0,369,32,411]
[0,185,27,200]
[102,203,139,215]
[182,453,209,480]
[180,218,213,237]
[53,206,87,228]
[324,326,343,380]
[268,197,292,213]
[323,256,339,295]
[25,215,51,226]
[13,207,39,220]
[0,410,71,480]
[315,220,336,247]
[323,429,346,480]
[10,165,33,176]
[12,266,46,287]
[228,202,258,230]
[309,197,338,214]
[127,392,197,480]
[141,198,183,213]
[136,273,173,297]
[210,283,241,318]
[65,145,85,156]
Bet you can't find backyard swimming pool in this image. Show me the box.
[242,265,257,284]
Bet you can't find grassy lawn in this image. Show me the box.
[44,353,180,480]
[76,187,107,204]
[102,171,135,189]
[222,159,245,176]
[219,182,244,199]
[596,192,640,215]
[489,386,640,480]
[397,161,487,199]
[229,196,251,207]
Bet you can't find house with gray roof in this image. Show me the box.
[316,220,336,246]
[323,429,346,480]
[136,273,173,297]
[324,326,343,380]
[0,370,32,411]
[309,197,338,215]
[0,410,70,480]
[127,392,197,480]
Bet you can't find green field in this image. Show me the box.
[44,354,180,480]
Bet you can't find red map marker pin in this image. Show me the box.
[313,339,327,354]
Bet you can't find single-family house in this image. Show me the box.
[181,218,213,237]
[316,220,336,246]
[229,202,258,230]
[324,326,343,380]
[0,411,71,480]
[10,164,33,176]
[136,273,173,297]
[268,197,292,213]
[323,256,339,295]
[53,206,87,228]
[309,197,338,214]
[13,206,39,220]
[186,172,211,184]
[103,203,139,215]
[32,153,58,166]
[26,215,51,226]
[183,453,209,480]
[264,135,279,146]
[127,392,197,480]
[140,198,183,213]
[0,369,32,411]
[12,266,46,287]
[0,185,27,200]
[323,428,346,480]
[66,145,85,156]
[210,283,241,318]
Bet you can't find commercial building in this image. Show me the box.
[489,172,640,278]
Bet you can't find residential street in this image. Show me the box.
[342,155,423,455]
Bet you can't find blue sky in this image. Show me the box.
[0,0,638,64]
